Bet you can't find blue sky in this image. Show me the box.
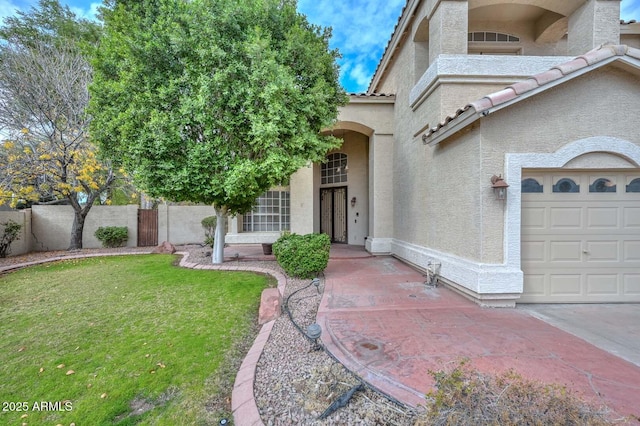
[1,0,639,93]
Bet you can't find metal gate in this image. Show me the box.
[320,187,347,243]
[137,209,158,247]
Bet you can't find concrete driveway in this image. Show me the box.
[518,303,640,367]
[317,252,640,418]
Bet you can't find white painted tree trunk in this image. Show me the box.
[212,208,227,264]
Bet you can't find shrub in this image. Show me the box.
[201,215,217,246]
[272,233,330,278]
[94,226,128,248]
[416,361,612,425]
[0,219,22,258]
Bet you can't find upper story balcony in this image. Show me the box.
[409,54,574,110]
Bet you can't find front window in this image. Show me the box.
[243,191,290,232]
[322,153,348,185]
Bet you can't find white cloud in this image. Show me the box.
[69,2,101,22]
[298,0,405,92]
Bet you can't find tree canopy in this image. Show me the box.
[0,0,115,250]
[90,0,347,262]
[0,0,101,49]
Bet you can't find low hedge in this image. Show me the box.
[94,226,128,248]
[272,233,331,278]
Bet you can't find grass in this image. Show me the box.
[0,255,272,425]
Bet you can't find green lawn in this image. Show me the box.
[0,255,271,425]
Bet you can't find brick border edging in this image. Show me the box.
[177,252,286,426]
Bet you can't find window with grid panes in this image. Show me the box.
[242,191,290,232]
[321,153,348,184]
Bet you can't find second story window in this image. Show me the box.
[468,32,521,55]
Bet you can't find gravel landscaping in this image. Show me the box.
[182,245,422,425]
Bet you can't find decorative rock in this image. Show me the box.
[152,241,176,254]
[258,288,282,325]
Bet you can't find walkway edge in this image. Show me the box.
[177,251,287,426]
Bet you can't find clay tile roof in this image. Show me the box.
[554,57,590,74]
[348,93,395,98]
[423,44,640,143]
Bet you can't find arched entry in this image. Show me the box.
[317,124,371,245]
[320,153,348,243]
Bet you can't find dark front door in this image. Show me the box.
[320,186,347,243]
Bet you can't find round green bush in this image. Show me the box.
[272,233,330,278]
[94,226,128,248]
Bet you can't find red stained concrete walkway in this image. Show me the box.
[316,249,640,419]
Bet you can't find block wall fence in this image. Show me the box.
[0,204,217,256]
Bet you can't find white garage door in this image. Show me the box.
[521,171,640,303]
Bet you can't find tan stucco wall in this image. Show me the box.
[162,205,217,245]
[26,204,220,250]
[475,64,640,262]
[394,63,640,266]
[30,205,138,250]
[568,0,621,55]
[337,102,395,135]
[621,34,640,49]
[480,66,640,157]
[290,166,315,236]
[369,133,395,241]
[429,1,469,64]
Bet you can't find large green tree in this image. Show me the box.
[90,0,347,263]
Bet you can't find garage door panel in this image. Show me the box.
[549,241,581,262]
[521,171,640,303]
[624,275,640,294]
[587,207,619,228]
[523,274,545,295]
[623,241,640,261]
[522,207,545,229]
[585,240,619,262]
[549,207,582,229]
[521,241,545,261]
[623,207,640,227]
[587,274,619,295]
[549,274,582,295]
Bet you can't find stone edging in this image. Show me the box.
[177,251,287,426]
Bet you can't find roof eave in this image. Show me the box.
[423,109,481,146]
[368,0,419,93]
[424,51,640,146]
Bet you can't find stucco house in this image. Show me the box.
[226,0,640,306]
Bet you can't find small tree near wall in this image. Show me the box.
[0,220,22,258]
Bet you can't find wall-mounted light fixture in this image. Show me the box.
[491,175,509,200]
[351,196,357,207]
